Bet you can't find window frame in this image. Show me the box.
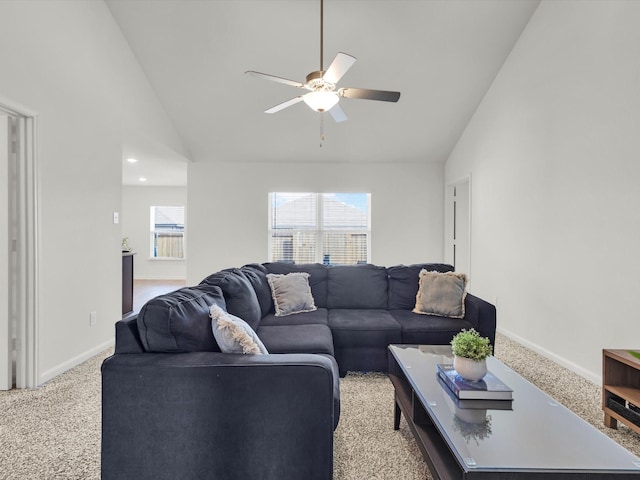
[268,192,371,265]
[149,205,186,260]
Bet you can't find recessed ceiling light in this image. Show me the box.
[139,177,147,182]
[127,158,138,163]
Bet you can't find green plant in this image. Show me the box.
[628,350,640,361]
[451,328,493,361]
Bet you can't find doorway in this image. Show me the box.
[445,177,471,279]
[0,103,38,389]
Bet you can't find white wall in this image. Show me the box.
[122,186,187,280]
[0,1,187,384]
[187,161,444,285]
[445,0,640,382]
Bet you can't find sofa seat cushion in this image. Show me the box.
[390,309,475,345]
[257,324,335,356]
[328,309,401,348]
[327,264,388,309]
[259,308,329,327]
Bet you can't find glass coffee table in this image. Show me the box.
[388,344,640,479]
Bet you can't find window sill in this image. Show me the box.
[148,257,186,262]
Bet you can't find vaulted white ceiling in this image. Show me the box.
[109,0,539,177]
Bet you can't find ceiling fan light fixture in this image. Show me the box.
[303,90,339,112]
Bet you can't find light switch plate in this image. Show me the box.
[113,212,119,224]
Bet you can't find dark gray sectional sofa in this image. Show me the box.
[101,262,496,480]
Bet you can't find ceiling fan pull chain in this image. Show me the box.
[320,113,325,147]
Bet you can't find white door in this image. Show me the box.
[0,114,10,390]
[446,178,471,278]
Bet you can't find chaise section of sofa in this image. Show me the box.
[102,352,338,480]
[102,281,340,480]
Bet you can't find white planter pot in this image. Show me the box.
[454,355,487,382]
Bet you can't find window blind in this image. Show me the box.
[269,193,370,265]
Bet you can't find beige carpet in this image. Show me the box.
[0,333,638,479]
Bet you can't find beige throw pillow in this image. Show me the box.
[267,272,317,317]
[413,270,468,319]
[209,305,268,354]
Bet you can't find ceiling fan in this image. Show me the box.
[245,0,401,123]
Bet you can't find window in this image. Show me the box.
[150,206,185,259]
[269,193,370,265]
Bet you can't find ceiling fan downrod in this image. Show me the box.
[320,0,324,72]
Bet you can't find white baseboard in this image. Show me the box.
[38,338,114,386]
[497,327,600,385]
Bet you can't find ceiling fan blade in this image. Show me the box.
[329,103,348,123]
[323,52,357,85]
[264,96,304,114]
[339,87,401,102]
[245,71,304,88]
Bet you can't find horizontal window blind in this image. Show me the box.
[269,193,370,265]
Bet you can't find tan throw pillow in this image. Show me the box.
[209,305,268,354]
[413,269,468,318]
[267,272,317,317]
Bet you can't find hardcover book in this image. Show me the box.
[436,376,513,410]
[437,363,513,401]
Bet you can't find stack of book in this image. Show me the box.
[437,363,513,408]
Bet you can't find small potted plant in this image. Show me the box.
[451,328,493,382]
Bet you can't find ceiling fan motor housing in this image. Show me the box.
[305,70,335,92]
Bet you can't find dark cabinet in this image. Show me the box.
[122,253,135,315]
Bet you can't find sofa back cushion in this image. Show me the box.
[241,264,273,317]
[387,263,454,310]
[327,264,388,309]
[262,263,329,308]
[200,269,262,330]
[137,285,225,353]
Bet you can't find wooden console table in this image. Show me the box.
[122,252,135,315]
[603,348,640,435]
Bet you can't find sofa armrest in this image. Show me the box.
[102,352,338,480]
[114,316,145,353]
[464,293,497,346]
